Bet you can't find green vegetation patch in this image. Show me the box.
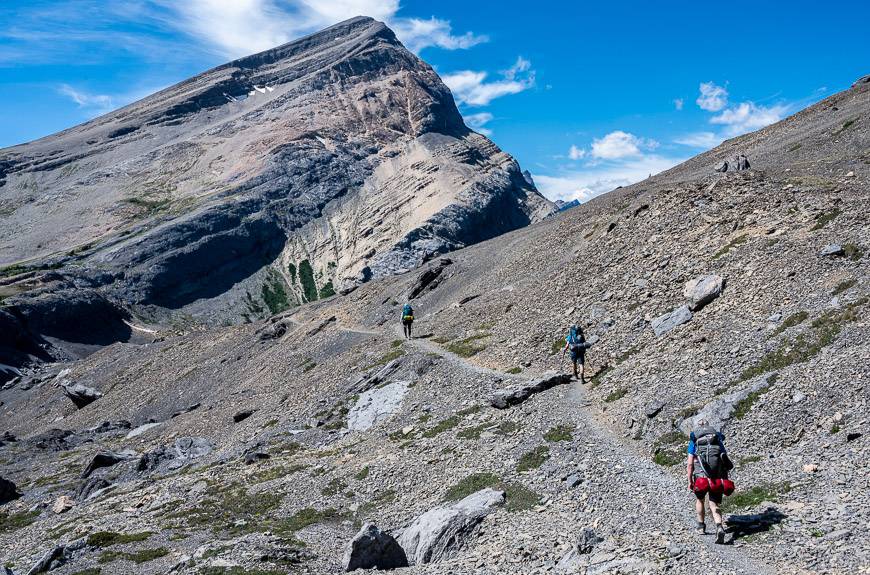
[771,310,808,336]
[298,259,318,303]
[319,280,336,299]
[832,279,856,297]
[810,208,842,231]
[87,531,153,547]
[321,477,348,497]
[506,366,522,374]
[588,365,612,389]
[124,197,171,216]
[261,271,291,315]
[733,384,772,419]
[738,455,763,466]
[99,547,169,565]
[604,387,628,403]
[843,243,863,261]
[543,424,574,442]
[739,297,866,381]
[0,510,40,534]
[354,466,370,480]
[517,445,550,472]
[443,472,540,512]
[551,337,565,354]
[457,423,491,441]
[365,348,405,370]
[422,415,462,438]
[445,333,490,358]
[652,431,686,467]
[721,482,791,513]
[713,234,749,259]
[787,143,802,152]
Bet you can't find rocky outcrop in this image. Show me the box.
[343,523,408,571]
[0,16,552,369]
[61,382,103,409]
[490,372,572,409]
[0,476,19,504]
[347,381,409,431]
[397,488,504,565]
[650,305,693,336]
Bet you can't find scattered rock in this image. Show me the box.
[233,409,255,423]
[819,244,844,257]
[244,451,271,465]
[31,429,75,451]
[793,391,806,403]
[81,450,136,478]
[564,474,584,489]
[60,382,103,408]
[802,464,818,473]
[490,372,572,409]
[556,528,604,572]
[823,529,851,542]
[125,422,164,438]
[343,523,409,571]
[0,476,20,504]
[644,400,665,418]
[75,477,111,501]
[682,377,770,432]
[51,496,74,514]
[683,274,724,311]
[397,488,504,565]
[171,403,201,418]
[846,432,862,442]
[650,305,693,336]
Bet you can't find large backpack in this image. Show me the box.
[567,327,587,353]
[693,426,725,479]
[402,304,414,321]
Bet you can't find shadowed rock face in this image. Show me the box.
[0,16,553,369]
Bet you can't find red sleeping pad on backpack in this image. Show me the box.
[722,479,736,495]
[693,477,710,493]
[694,477,736,496]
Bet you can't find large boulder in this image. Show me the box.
[61,382,102,409]
[683,275,724,311]
[490,372,572,409]
[397,488,504,565]
[681,377,772,433]
[650,305,693,337]
[81,450,136,478]
[343,523,408,571]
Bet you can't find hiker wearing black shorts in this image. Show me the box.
[687,419,735,544]
[561,324,591,382]
[401,304,414,339]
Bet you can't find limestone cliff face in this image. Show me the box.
[0,17,552,363]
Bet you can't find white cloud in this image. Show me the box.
[442,58,535,107]
[568,145,586,160]
[674,131,721,149]
[711,102,790,137]
[58,83,166,118]
[590,130,658,160]
[696,81,728,112]
[157,0,486,58]
[463,111,493,135]
[673,98,684,110]
[534,153,685,203]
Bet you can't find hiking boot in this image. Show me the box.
[715,524,725,544]
[696,521,706,535]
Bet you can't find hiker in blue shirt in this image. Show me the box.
[401,303,414,339]
[561,324,592,382]
[687,420,734,544]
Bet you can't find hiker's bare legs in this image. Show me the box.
[695,497,705,523]
[572,359,578,379]
[708,498,723,526]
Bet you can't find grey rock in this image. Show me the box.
[347,381,409,431]
[397,488,504,565]
[25,545,63,575]
[715,160,729,172]
[682,377,771,433]
[81,450,136,478]
[490,372,572,409]
[61,382,103,408]
[575,528,603,554]
[244,451,270,465]
[75,477,111,501]
[0,476,20,504]
[645,400,665,418]
[565,474,584,489]
[174,437,213,459]
[683,274,724,311]
[233,409,255,423]
[408,258,452,300]
[343,523,408,571]
[823,529,851,541]
[820,244,844,257]
[556,529,603,572]
[125,422,163,438]
[650,305,693,336]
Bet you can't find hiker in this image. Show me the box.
[561,324,591,382]
[687,419,735,544]
[738,154,750,170]
[401,303,414,339]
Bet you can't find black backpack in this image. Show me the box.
[694,426,732,479]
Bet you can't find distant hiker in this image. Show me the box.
[715,160,729,173]
[562,324,592,382]
[401,303,414,339]
[687,419,735,544]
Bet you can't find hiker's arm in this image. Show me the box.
[686,455,695,489]
[562,342,568,355]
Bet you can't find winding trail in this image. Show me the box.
[387,324,778,574]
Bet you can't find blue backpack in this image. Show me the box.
[402,304,413,320]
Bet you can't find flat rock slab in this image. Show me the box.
[684,274,724,311]
[347,381,409,431]
[126,422,164,438]
[682,377,771,433]
[490,372,572,409]
[651,305,693,336]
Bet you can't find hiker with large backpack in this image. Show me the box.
[401,303,414,339]
[561,324,592,382]
[687,419,735,544]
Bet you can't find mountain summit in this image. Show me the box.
[0,17,552,365]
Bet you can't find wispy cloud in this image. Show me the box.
[711,101,790,137]
[57,83,166,118]
[696,81,728,112]
[442,56,535,107]
[463,111,493,135]
[568,145,585,160]
[673,98,684,110]
[674,131,722,148]
[534,153,685,203]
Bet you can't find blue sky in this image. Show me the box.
[1,1,868,202]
